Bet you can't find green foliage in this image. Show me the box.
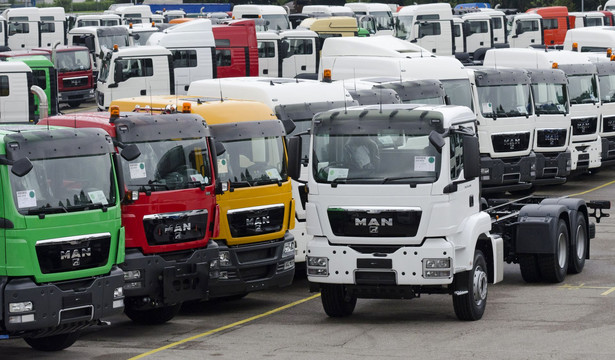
[53,0,71,12]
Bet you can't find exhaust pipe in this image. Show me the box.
[31,85,48,121]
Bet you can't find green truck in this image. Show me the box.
[0,125,126,351]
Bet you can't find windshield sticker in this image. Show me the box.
[88,190,109,205]
[482,103,493,114]
[129,162,147,179]
[517,106,527,114]
[218,158,228,173]
[266,168,282,180]
[327,168,349,182]
[557,105,565,112]
[190,174,206,183]
[414,156,436,172]
[16,189,36,208]
[378,135,394,145]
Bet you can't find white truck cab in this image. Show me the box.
[68,26,130,76]
[570,11,606,28]
[461,12,494,55]
[395,3,454,55]
[108,5,153,25]
[345,2,393,35]
[3,7,41,50]
[563,27,615,53]
[233,5,291,31]
[75,14,121,28]
[484,48,602,173]
[302,5,354,17]
[257,29,319,79]
[507,13,543,48]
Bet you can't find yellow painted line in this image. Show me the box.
[568,179,615,197]
[601,287,615,296]
[128,293,321,360]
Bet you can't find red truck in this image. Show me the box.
[526,6,569,46]
[212,19,259,78]
[40,108,221,324]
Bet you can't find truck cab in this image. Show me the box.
[395,3,455,55]
[570,11,606,28]
[68,26,130,78]
[0,125,125,350]
[257,29,319,79]
[41,110,220,324]
[110,95,300,299]
[344,2,394,35]
[232,5,291,31]
[526,6,570,46]
[507,13,543,48]
[75,14,121,28]
[212,19,259,78]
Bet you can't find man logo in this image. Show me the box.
[355,218,393,227]
[61,248,92,267]
[369,226,379,234]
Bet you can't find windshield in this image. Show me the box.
[56,50,90,72]
[132,30,156,46]
[442,79,473,110]
[217,136,286,188]
[359,17,377,34]
[599,74,615,103]
[99,34,130,51]
[371,11,393,31]
[313,129,441,184]
[262,14,291,30]
[10,154,116,215]
[532,83,568,114]
[77,20,98,27]
[394,15,413,39]
[477,84,531,118]
[122,138,212,192]
[403,96,444,105]
[102,19,120,26]
[568,74,599,105]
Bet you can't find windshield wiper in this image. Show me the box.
[229,181,252,189]
[26,204,68,218]
[382,176,436,184]
[67,202,109,212]
[254,178,283,186]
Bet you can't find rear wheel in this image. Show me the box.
[24,331,80,351]
[518,254,542,283]
[539,219,569,283]
[321,284,356,317]
[568,213,588,274]
[124,303,182,325]
[453,250,488,321]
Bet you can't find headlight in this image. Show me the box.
[425,258,450,269]
[480,168,490,181]
[283,241,295,257]
[123,269,142,280]
[423,258,452,279]
[306,256,328,276]
[9,301,33,313]
[114,286,124,299]
[219,251,232,267]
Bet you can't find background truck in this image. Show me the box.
[394,3,455,55]
[68,26,131,78]
[41,110,220,325]
[0,61,46,123]
[304,103,608,320]
[212,19,259,78]
[0,125,125,350]
[257,29,319,79]
[232,4,291,31]
[110,95,301,299]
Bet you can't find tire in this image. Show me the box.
[67,101,81,108]
[124,303,182,325]
[518,254,542,283]
[24,331,80,351]
[453,250,488,321]
[320,284,357,317]
[568,213,588,274]
[539,219,569,283]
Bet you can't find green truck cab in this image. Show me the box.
[0,125,125,351]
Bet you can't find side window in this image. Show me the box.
[418,22,441,37]
[118,58,153,80]
[520,20,539,32]
[287,39,313,56]
[453,24,461,37]
[72,35,85,46]
[543,18,558,30]
[40,16,56,33]
[215,49,231,66]
[0,75,9,97]
[469,21,489,34]
[257,41,276,58]
[492,17,502,29]
[8,17,29,35]
[171,50,197,68]
[450,133,464,180]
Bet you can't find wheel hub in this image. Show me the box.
[473,266,488,305]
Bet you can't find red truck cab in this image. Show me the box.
[40,109,220,324]
[526,6,570,46]
[32,45,95,108]
[212,19,259,78]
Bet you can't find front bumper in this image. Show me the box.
[533,151,571,185]
[571,139,601,173]
[480,152,536,192]
[58,88,95,103]
[601,136,615,167]
[0,266,124,337]
[122,242,219,308]
[209,232,295,298]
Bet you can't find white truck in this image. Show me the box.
[257,29,319,79]
[303,103,608,320]
[106,5,154,25]
[345,2,394,35]
[2,7,65,50]
[563,27,615,53]
[74,14,121,28]
[484,48,602,173]
[187,77,356,265]
[233,5,291,31]
[570,11,606,28]
[506,13,543,48]
[68,26,131,77]
[394,3,455,55]
[0,61,46,123]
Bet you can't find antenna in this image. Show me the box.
[219,78,224,102]
[379,86,383,113]
[343,81,347,114]
[399,60,402,83]
[353,68,356,92]
[149,84,153,115]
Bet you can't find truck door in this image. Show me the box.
[509,18,541,48]
[282,37,316,78]
[465,19,492,54]
[7,16,39,49]
[40,16,64,47]
[172,48,212,94]
[413,20,453,56]
[112,57,151,103]
[491,15,506,44]
[257,39,279,77]
[0,73,30,122]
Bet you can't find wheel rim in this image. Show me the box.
[557,232,567,268]
[576,224,586,260]
[473,265,488,306]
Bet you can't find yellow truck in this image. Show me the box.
[111,96,301,298]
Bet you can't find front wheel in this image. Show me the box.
[568,213,588,274]
[320,284,357,317]
[124,303,182,325]
[24,331,80,351]
[539,219,569,283]
[453,250,488,321]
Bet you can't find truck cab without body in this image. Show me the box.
[0,125,125,350]
[395,3,455,56]
[41,111,220,325]
[68,26,130,78]
[110,95,299,298]
[233,5,291,31]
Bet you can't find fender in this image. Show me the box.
[540,197,590,258]
[516,203,569,254]
[449,211,491,273]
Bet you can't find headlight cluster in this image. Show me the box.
[8,301,35,324]
[283,241,295,257]
[123,269,143,290]
[219,251,232,267]
[423,258,452,279]
[306,256,328,276]
[480,168,490,181]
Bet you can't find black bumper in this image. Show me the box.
[58,88,95,103]
[480,152,536,192]
[122,242,219,307]
[601,137,615,167]
[533,151,570,185]
[209,232,295,298]
[0,266,124,338]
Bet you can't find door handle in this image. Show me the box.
[480,41,484,45]
[263,69,268,75]
[301,65,306,70]
[140,89,146,95]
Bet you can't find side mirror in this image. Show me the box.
[113,60,124,83]
[215,141,226,156]
[286,136,302,180]
[463,135,480,180]
[11,157,33,177]
[83,35,95,53]
[428,130,446,151]
[515,21,524,35]
[133,33,140,41]
[120,144,141,161]
[282,119,296,135]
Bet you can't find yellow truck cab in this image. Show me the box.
[110,96,301,298]
[298,16,359,37]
